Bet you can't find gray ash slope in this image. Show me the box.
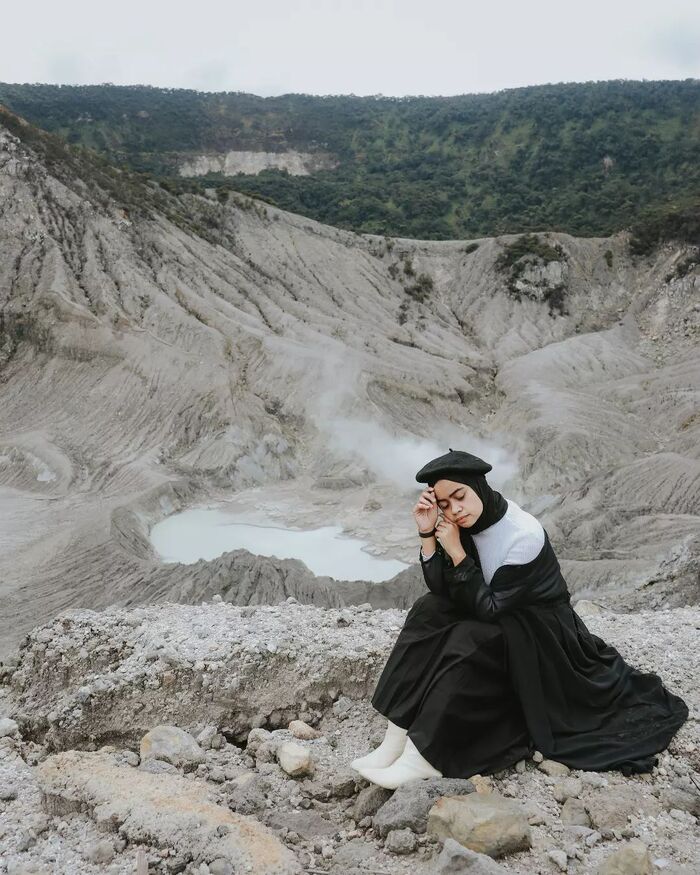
[0,107,699,660]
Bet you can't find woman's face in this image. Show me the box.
[433,479,483,527]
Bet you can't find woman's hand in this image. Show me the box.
[436,517,466,563]
[413,487,438,533]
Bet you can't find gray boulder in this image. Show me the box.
[385,828,417,854]
[373,777,475,837]
[139,725,205,770]
[434,837,508,873]
[427,793,531,858]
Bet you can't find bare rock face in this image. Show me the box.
[178,149,337,178]
[10,601,403,749]
[7,601,699,781]
[37,750,301,874]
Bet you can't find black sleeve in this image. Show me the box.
[443,554,533,622]
[418,544,449,596]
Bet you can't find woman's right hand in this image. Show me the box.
[413,487,438,533]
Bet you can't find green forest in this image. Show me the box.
[1,80,698,245]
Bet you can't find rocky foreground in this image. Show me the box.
[1,599,699,874]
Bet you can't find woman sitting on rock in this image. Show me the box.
[350,448,689,789]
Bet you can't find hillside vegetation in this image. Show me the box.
[1,79,698,241]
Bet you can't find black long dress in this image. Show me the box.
[370,529,689,778]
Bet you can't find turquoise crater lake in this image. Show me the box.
[149,507,410,582]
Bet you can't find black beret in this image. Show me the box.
[415,447,492,484]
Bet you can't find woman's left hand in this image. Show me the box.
[435,516,464,560]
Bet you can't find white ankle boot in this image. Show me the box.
[357,736,442,788]
[350,720,408,771]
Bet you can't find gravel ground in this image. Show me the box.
[1,600,698,874]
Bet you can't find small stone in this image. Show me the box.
[584,785,660,831]
[573,600,605,616]
[332,696,353,720]
[196,726,219,749]
[208,860,233,875]
[85,839,116,864]
[330,771,357,799]
[17,831,37,852]
[470,774,494,795]
[560,797,591,827]
[385,828,417,855]
[595,838,653,874]
[140,725,205,770]
[548,849,568,871]
[0,785,18,801]
[254,739,280,763]
[121,749,140,767]
[434,837,508,873]
[288,719,320,740]
[580,772,608,788]
[354,784,392,821]
[553,778,583,802]
[527,809,547,826]
[659,786,700,817]
[246,727,271,755]
[0,717,19,738]
[533,750,544,763]
[277,741,314,777]
[538,759,571,777]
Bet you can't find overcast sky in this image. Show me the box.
[3,0,699,96]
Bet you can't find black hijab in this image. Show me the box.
[416,448,509,565]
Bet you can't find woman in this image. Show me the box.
[351,448,689,790]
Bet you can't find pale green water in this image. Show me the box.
[150,508,409,582]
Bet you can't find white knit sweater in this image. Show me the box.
[420,498,545,586]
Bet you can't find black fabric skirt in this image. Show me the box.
[370,592,534,778]
[500,603,689,775]
[370,591,689,779]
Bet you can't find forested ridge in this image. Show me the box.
[1,79,698,246]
